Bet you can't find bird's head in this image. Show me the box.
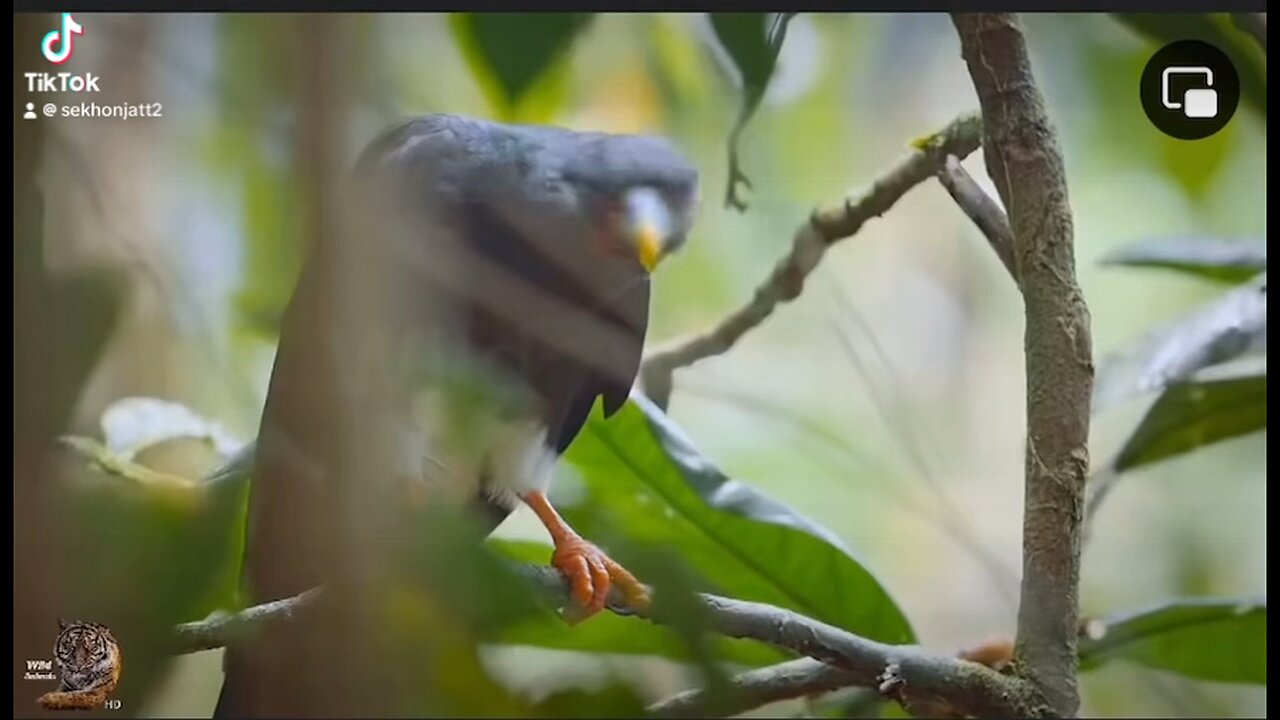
[555,132,700,274]
[357,115,700,279]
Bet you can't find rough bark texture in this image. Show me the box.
[952,13,1094,717]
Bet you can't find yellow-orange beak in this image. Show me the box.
[623,187,672,274]
[636,224,663,273]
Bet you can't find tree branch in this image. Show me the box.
[935,154,1018,283]
[953,13,1094,718]
[648,636,1017,718]
[172,588,324,654]
[647,658,852,717]
[639,113,983,410]
[173,566,1036,717]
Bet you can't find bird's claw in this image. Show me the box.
[551,537,650,624]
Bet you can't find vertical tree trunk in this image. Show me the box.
[952,13,1094,717]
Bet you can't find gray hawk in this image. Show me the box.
[216,114,699,716]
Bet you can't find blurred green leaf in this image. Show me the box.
[708,13,795,210]
[401,507,546,632]
[1113,13,1266,117]
[1114,370,1266,471]
[561,396,913,644]
[54,444,249,706]
[211,16,307,340]
[531,685,648,718]
[1080,598,1267,684]
[1093,277,1266,413]
[1156,117,1237,198]
[1101,236,1266,284]
[449,13,592,121]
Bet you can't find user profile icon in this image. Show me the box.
[1141,40,1239,140]
[24,102,38,120]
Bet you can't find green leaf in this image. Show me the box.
[1114,370,1266,472]
[54,441,250,708]
[708,13,795,211]
[1093,278,1266,413]
[449,13,592,121]
[531,684,649,718]
[1101,236,1266,284]
[1080,598,1267,684]
[560,396,913,645]
[211,17,308,340]
[1113,13,1266,117]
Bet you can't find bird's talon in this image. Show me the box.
[604,559,651,613]
[551,537,645,621]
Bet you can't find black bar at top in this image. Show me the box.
[11,1,1273,14]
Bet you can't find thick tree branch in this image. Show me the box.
[935,155,1018,283]
[173,566,1035,717]
[639,113,983,410]
[953,13,1094,718]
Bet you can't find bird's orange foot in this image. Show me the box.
[551,536,651,624]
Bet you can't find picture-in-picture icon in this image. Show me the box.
[1162,66,1216,119]
[1140,40,1238,140]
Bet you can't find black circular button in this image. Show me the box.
[1140,40,1239,141]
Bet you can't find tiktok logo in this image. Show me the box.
[42,13,83,65]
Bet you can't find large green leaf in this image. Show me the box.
[1100,236,1266,284]
[707,13,795,211]
[557,396,913,645]
[1094,278,1266,413]
[449,13,592,121]
[1114,369,1266,472]
[1080,598,1267,684]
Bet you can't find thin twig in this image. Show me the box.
[954,12,1093,717]
[935,154,1018,282]
[172,565,1034,717]
[639,113,984,410]
[647,658,853,717]
[172,587,324,654]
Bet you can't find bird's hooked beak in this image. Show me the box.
[621,187,675,273]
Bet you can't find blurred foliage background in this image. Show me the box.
[15,11,1265,718]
